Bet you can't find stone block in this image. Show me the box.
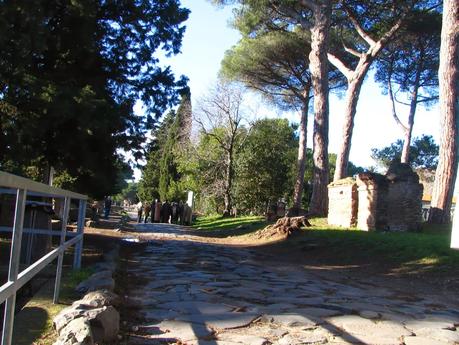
[53,318,94,345]
[328,178,358,228]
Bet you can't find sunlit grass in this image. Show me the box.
[13,267,95,345]
[193,215,265,231]
[294,218,459,269]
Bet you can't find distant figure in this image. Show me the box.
[161,200,172,223]
[171,202,179,224]
[183,202,192,226]
[144,203,151,223]
[154,199,161,223]
[103,196,112,219]
[178,201,185,225]
[150,200,155,222]
[136,201,143,223]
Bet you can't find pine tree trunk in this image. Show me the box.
[293,94,310,209]
[333,65,368,181]
[400,91,418,164]
[429,0,458,224]
[308,2,331,216]
[401,59,422,164]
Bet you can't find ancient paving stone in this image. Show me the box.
[142,309,180,321]
[218,333,270,345]
[327,316,412,345]
[415,328,459,343]
[157,301,232,315]
[175,311,260,330]
[121,222,459,345]
[404,319,457,333]
[276,331,328,345]
[204,281,237,288]
[359,310,380,319]
[295,307,342,319]
[153,319,214,341]
[262,313,318,328]
[262,303,297,312]
[403,335,453,345]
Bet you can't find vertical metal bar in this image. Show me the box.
[73,199,86,269]
[2,189,27,345]
[53,197,70,304]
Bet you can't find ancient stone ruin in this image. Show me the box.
[327,178,358,228]
[328,163,423,231]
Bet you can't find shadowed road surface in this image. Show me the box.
[120,223,459,345]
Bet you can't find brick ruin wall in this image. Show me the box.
[328,164,423,231]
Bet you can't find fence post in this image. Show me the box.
[1,189,27,345]
[53,197,71,304]
[73,199,86,269]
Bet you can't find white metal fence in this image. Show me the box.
[0,171,87,345]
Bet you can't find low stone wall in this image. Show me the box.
[327,178,358,228]
[53,247,120,345]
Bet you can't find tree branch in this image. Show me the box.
[343,5,376,46]
[342,42,362,58]
[327,53,353,80]
[388,77,408,132]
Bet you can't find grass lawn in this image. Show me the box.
[191,215,459,273]
[191,215,268,238]
[12,267,94,345]
[293,218,459,270]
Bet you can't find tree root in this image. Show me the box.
[255,216,311,240]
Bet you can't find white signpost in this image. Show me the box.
[452,211,458,249]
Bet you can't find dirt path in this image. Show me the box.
[115,223,459,345]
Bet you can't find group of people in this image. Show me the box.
[136,200,192,225]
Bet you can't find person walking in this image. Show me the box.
[103,196,112,219]
[161,200,172,223]
[136,201,143,223]
[154,199,161,223]
[144,203,151,223]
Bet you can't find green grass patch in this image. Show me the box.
[193,215,265,231]
[192,215,268,238]
[295,218,459,270]
[13,266,95,345]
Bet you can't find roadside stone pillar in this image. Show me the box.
[385,163,423,231]
[327,178,358,228]
[356,173,388,231]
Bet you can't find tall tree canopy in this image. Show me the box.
[215,0,333,216]
[371,135,439,170]
[221,30,313,211]
[195,81,249,217]
[0,0,189,198]
[234,118,297,214]
[374,11,441,164]
[327,0,440,181]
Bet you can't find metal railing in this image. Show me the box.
[0,171,87,345]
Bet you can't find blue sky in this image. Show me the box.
[156,0,440,170]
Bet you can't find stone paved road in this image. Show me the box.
[120,223,459,345]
